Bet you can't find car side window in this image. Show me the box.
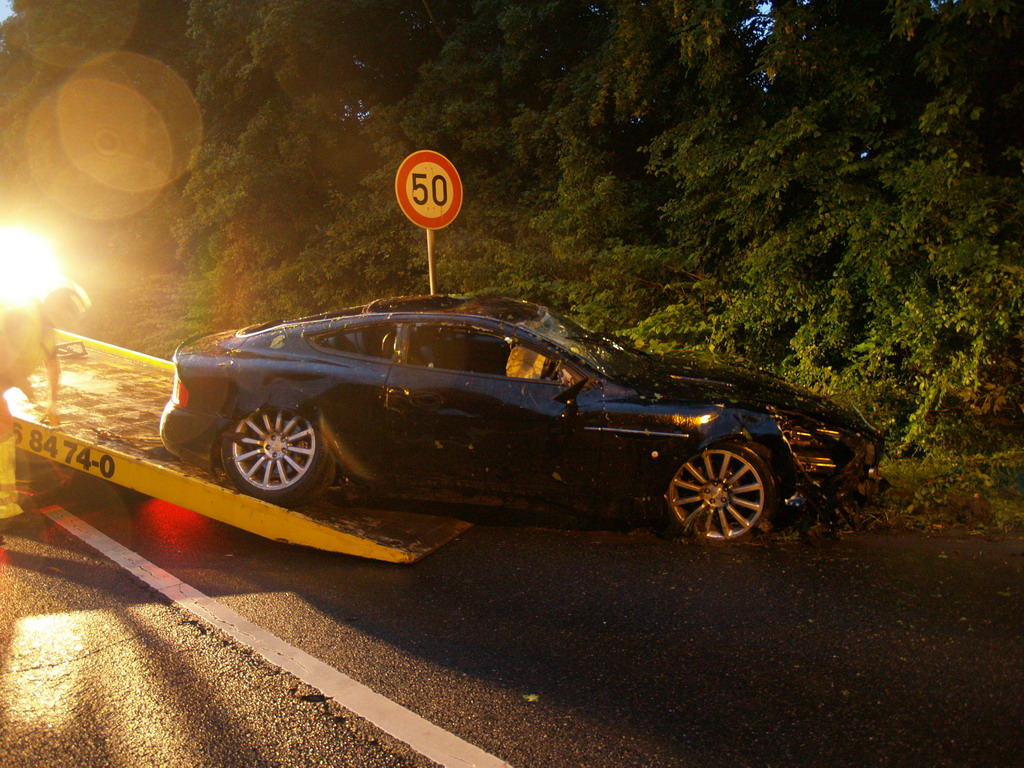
[406,325,570,382]
[406,325,505,374]
[311,325,396,360]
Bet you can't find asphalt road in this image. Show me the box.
[2,475,1022,768]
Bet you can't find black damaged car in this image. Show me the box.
[160,295,884,540]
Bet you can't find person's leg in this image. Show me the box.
[0,397,24,522]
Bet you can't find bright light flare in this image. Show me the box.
[0,227,65,305]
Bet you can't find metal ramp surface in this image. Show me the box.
[9,332,470,562]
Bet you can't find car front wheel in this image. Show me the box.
[221,408,335,506]
[665,441,778,540]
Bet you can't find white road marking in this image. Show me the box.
[43,506,514,768]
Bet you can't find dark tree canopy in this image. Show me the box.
[1,0,1022,453]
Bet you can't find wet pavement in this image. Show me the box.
[0,508,433,768]
[2,475,1023,767]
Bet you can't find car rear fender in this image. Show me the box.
[260,388,307,414]
[225,370,329,416]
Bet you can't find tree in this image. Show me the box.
[1,0,1020,451]
[589,0,1024,451]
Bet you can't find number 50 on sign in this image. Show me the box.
[395,150,463,294]
[395,150,462,229]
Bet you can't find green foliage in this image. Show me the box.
[0,0,1022,462]
[630,0,1024,454]
[872,452,1024,533]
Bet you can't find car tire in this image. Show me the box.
[665,441,779,541]
[221,408,335,506]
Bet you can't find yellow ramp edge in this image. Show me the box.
[11,332,471,562]
[56,329,176,372]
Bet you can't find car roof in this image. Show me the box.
[237,296,551,337]
[363,295,547,324]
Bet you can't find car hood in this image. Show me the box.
[622,353,873,434]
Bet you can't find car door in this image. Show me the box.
[383,322,600,497]
[304,322,398,484]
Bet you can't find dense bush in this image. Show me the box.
[1,0,1022,457]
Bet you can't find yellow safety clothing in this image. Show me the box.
[1,301,58,520]
[0,432,22,518]
[1,302,57,400]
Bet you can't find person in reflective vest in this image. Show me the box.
[1,286,88,522]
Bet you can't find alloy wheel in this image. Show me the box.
[227,409,317,492]
[667,447,767,540]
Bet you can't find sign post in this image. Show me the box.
[395,150,463,295]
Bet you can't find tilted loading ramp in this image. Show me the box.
[9,332,470,563]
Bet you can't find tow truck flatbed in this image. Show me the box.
[9,332,471,562]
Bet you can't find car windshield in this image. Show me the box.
[520,309,649,378]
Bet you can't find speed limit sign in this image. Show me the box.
[395,150,463,230]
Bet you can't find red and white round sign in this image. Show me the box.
[395,150,463,230]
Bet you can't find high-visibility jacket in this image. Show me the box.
[1,302,57,400]
[1,302,57,518]
[1,433,18,517]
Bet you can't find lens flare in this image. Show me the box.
[15,0,139,69]
[25,52,202,220]
[57,77,174,193]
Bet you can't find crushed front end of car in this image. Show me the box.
[771,407,885,526]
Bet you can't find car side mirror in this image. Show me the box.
[552,377,587,405]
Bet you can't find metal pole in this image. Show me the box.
[426,228,437,295]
